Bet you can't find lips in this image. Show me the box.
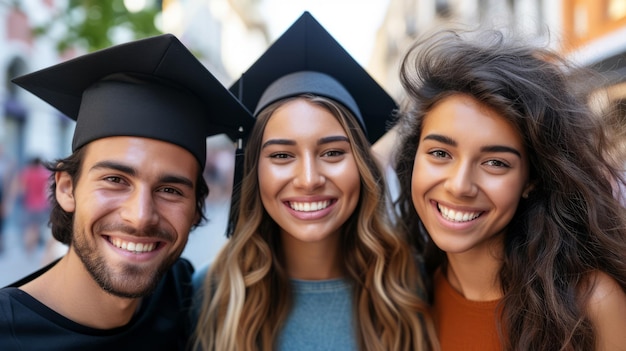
[288,200,332,212]
[437,203,482,222]
[108,237,158,253]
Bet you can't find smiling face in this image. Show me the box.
[56,136,200,298]
[258,98,361,249]
[411,94,532,258]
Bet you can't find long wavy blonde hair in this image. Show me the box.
[193,95,437,351]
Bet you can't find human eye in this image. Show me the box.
[269,152,292,159]
[428,149,450,159]
[103,176,125,184]
[159,187,183,196]
[97,175,129,190]
[484,159,511,168]
[322,149,346,158]
[265,151,295,165]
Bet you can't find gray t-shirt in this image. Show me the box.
[191,265,357,350]
[278,278,357,350]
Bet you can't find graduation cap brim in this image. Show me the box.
[13,34,254,167]
[230,11,396,144]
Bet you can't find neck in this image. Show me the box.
[281,233,343,280]
[20,250,141,329]
[445,239,504,301]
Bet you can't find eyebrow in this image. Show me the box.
[261,139,295,149]
[422,134,521,158]
[481,145,522,158]
[319,135,349,144]
[90,161,195,188]
[261,135,350,149]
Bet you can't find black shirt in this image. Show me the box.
[0,258,194,351]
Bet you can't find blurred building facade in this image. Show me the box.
[162,0,268,86]
[162,0,270,86]
[4,0,626,169]
[564,0,626,117]
[0,0,73,168]
[0,0,261,170]
[370,0,626,115]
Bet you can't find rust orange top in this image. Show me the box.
[433,270,503,351]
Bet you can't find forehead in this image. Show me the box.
[263,99,347,139]
[423,95,523,145]
[82,136,199,175]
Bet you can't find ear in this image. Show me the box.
[193,211,202,227]
[55,171,76,212]
[522,182,535,199]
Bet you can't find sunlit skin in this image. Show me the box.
[20,136,200,328]
[258,99,360,278]
[66,136,199,296]
[411,94,533,298]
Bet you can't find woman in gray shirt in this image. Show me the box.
[191,12,437,351]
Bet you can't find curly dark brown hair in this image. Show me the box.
[394,28,626,350]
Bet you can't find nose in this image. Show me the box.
[293,154,325,190]
[444,161,478,198]
[120,186,159,229]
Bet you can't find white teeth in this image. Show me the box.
[289,200,331,212]
[438,204,481,222]
[110,237,157,253]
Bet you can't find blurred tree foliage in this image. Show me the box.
[32,0,162,52]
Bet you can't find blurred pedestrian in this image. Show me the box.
[203,135,235,204]
[18,156,51,253]
[0,144,16,254]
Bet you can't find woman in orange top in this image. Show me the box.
[393,28,626,350]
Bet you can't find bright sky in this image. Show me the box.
[259,0,390,66]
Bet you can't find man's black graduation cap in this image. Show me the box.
[230,11,397,144]
[13,34,254,168]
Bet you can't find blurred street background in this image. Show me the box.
[2,0,626,285]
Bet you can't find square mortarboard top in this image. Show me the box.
[229,11,397,144]
[12,34,254,168]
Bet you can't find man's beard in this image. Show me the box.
[71,221,181,298]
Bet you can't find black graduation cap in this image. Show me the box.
[13,33,254,168]
[230,11,397,144]
[225,12,397,237]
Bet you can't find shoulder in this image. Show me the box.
[161,257,194,287]
[188,263,211,328]
[586,271,626,311]
[0,288,51,349]
[148,258,194,306]
[0,287,19,313]
[166,257,194,282]
[191,262,210,294]
[585,271,626,349]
